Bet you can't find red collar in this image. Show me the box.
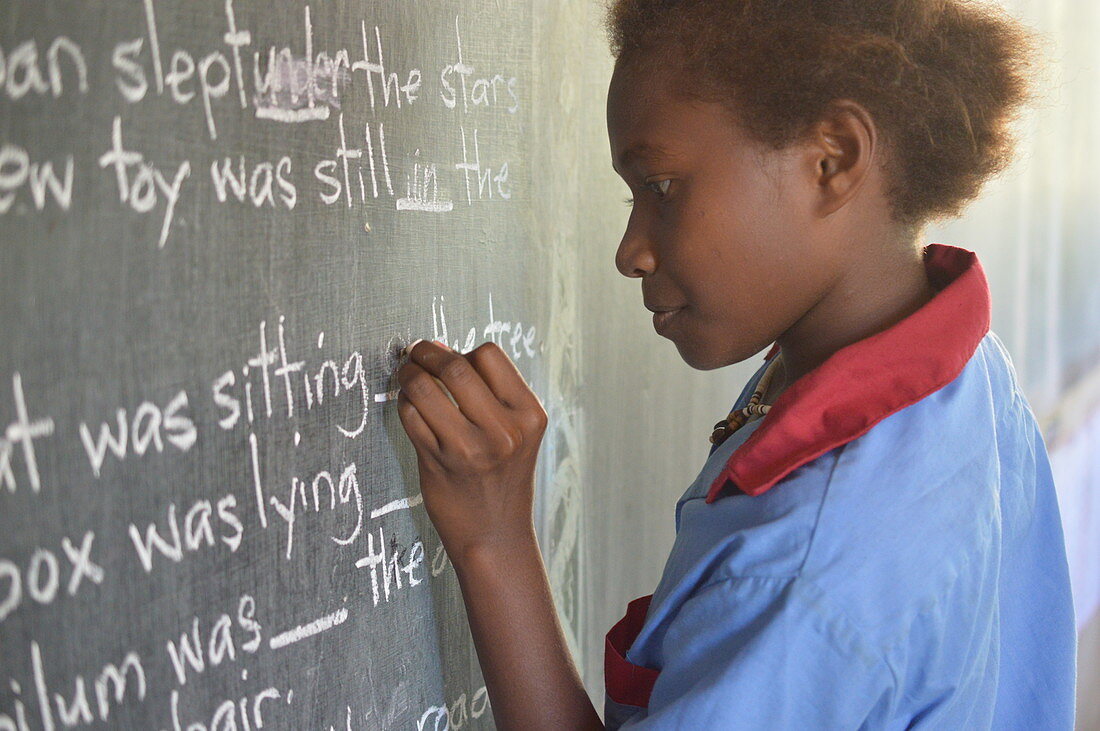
[707,243,992,503]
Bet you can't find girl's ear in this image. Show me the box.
[808,100,878,218]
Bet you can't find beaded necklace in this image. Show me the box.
[709,353,786,447]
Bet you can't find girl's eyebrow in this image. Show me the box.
[617,142,674,169]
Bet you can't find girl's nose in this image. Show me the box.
[615,221,658,279]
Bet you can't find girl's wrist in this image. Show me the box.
[449,524,541,579]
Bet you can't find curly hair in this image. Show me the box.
[606,0,1050,230]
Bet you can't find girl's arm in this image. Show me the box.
[454,531,603,730]
[396,339,603,731]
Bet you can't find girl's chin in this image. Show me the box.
[673,341,726,372]
[674,334,768,371]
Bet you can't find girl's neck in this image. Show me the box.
[766,242,938,403]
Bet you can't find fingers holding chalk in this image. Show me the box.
[400,339,453,359]
[398,339,463,412]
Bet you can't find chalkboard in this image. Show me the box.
[0,0,566,727]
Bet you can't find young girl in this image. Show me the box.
[396,0,1077,727]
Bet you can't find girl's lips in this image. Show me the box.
[652,308,683,333]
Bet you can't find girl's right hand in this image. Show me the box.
[395,340,548,563]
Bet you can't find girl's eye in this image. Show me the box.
[646,179,671,197]
[624,179,671,206]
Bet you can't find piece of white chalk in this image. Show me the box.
[401,339,425,358]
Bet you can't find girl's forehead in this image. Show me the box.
[607,61,742,136]
[608,83,740,157]
[609,79,683,135]
[607,59,676,110]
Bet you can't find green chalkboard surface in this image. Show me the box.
[0,1,569,727]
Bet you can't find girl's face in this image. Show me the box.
[606,63,839,370]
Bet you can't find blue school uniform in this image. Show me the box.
[604,244,1077,729]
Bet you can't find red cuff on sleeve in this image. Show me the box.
[605,594,661,708]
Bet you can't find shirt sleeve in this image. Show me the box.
[621,575,898,729]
